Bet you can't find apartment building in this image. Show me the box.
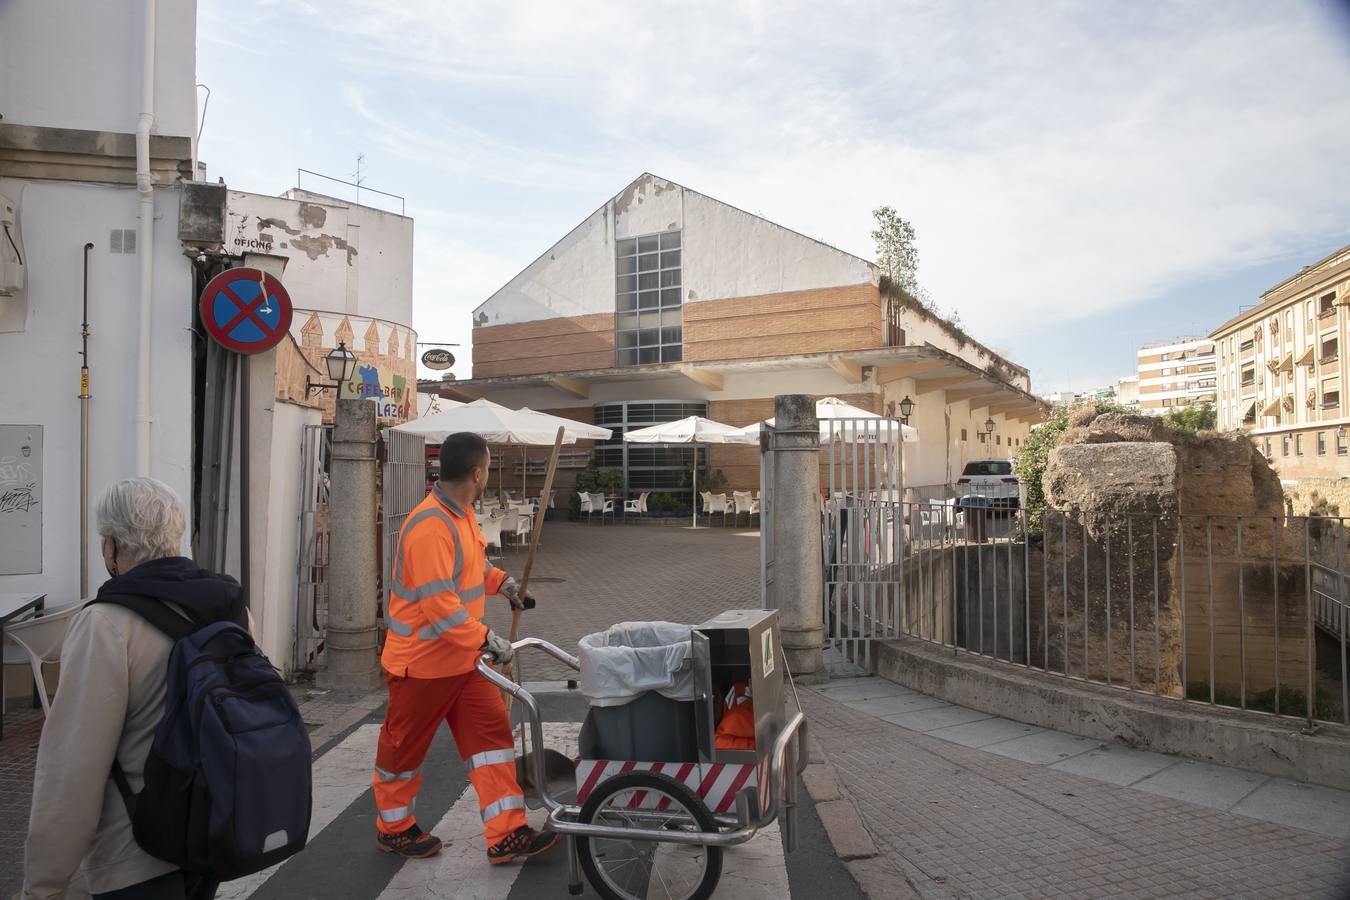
[1213,244,1350,479]
[437,173,1046,502]
[1136,338,1217,415]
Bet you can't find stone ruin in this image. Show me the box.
[1040,412,1309,702]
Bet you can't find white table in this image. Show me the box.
[0,592,46,739]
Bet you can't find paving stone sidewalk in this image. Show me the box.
[480,520,762,681]
[802,685,1350,899]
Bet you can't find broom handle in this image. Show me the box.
[502,426,566,701]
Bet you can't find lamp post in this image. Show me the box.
[311,341,382,691]
[983,416,996,457]
[307,341,358,395]
[898,394,914,426]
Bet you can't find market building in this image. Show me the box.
[430,173,1046,505]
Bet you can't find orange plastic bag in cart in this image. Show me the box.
[714,682,756,751]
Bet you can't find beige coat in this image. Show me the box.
[22,604,182,898]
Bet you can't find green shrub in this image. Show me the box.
[1161,402,1217,434]
[567,464,625,519]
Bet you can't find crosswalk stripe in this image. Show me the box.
[216,724,382,900]
[377,722,580,900]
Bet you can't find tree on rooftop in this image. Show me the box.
[871,206,921,296]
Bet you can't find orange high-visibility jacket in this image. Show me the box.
[381,484,509,678]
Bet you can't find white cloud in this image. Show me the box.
[201,0,1350,381]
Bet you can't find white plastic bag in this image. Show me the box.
[578,621,696,707]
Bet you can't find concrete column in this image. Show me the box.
[318,398,383,690]
[771,394,824,679]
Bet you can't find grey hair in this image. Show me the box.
[96,477,186,566]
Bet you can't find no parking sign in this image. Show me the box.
[199,268,294,354]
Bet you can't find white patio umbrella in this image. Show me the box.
[622,415,757,529]
[738,396,918,444]
[393,398,610,445]
[392,398,613,496]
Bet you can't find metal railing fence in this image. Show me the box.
[827,501,1350,728]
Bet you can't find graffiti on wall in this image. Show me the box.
[0,425,42,574]
[340,365,412,422]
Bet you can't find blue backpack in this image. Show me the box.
[100,598,313,879]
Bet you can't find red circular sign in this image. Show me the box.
[199,268,294,355]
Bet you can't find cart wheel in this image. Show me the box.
[576,771,723,900]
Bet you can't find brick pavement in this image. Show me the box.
[802,688,1350,899]
[480,520,761,682]
[0,707,42,897]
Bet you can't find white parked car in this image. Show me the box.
[955,459,1021,509]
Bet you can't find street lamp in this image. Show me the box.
[984,416,995,437]
[898,395,914,425]
[307,341,358,395]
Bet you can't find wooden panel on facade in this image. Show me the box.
[472,312,616,377]
[683,284,882,362]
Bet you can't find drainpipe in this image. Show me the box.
[135,0,156,476]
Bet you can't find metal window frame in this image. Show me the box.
[591,399,709,498]
[615,229,683,367]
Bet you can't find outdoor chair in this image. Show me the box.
[1,601,82,716]
[497,509,523,547]
[707,492,730,527]
[510,506,533,547]
[588,492,616,524]
[700,491,712,524]
[578,491,595,523]
[478,514,505,554]
[624,491,650,520]
[732,491,755,527]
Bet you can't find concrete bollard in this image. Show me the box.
[318,398,383,691]
[771,394,824,680]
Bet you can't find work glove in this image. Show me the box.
[500,577,537,611]
[481,630,515,665]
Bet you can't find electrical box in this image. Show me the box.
[0,192,24,298]
[178,181,227,248]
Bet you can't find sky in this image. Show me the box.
[197,0,1350,394]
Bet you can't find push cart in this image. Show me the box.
[476,609,808,900]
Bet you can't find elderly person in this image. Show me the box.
[22,477,246,900]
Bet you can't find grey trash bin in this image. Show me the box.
[577,621,702,762]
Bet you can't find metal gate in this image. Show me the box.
[293,424,426,675]
[382,429,427,596]
[821,418,907,672]
[294,424,333,674]
[759,423,776,610]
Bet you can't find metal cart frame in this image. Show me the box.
[477,637,808,898]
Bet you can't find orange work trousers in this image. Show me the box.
[372,669,527,847]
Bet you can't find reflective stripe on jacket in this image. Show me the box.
[381,484,508,678]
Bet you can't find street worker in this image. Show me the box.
[23,478,247,900]
[372,432,560,864]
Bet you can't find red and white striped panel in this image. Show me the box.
[574,759,758,814]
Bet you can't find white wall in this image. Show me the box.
[227,190,415,329]
[474,174,874,327]
[245,351,320,676]
[0,0,197,138]
[0,181,193,600]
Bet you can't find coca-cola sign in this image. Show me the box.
[421,348,455,370]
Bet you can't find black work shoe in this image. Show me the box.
[377,823,443,858]
[487,825,561,865]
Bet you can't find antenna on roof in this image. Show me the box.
[350,152,366,206]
